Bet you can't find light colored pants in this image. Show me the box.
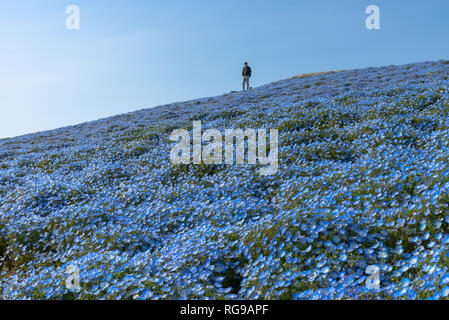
[242,76,250,91]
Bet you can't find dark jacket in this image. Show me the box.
[242,66,252,77]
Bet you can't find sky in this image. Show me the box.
[0,0,448,139]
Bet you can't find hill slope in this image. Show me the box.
[1,60,449,299]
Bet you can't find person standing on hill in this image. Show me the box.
[242,62,252,91]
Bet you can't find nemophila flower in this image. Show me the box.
[339,253,348,262]
[440,274,449,286]
[440,287,449,298]
[401,278,411,288]
[423,264,436,274]
[392,288,407,298]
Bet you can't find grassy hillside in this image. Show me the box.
[1,60,449,299]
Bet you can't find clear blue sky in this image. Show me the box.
[1,0,448,139]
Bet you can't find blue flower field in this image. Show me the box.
[1,60,449,299]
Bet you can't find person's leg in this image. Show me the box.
[242,77,245,91]
[243,77,248,91]
[243,76,249,91]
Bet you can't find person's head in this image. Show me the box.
[244,62,248,66]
